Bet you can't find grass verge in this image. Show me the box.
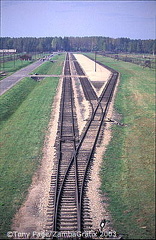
[85,53,155,239]
[0,60,34,81]
[31,54,65,75]
[0,76,59,238]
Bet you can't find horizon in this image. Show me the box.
[1,35,155,41]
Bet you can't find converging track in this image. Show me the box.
[46,53,119,236]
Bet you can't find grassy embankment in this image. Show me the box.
[31,54,65,75]
[85,53,155,239]
[0,54,65,238]
[0,59,34,81]
[0,52,52,80]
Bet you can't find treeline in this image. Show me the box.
[0,36,155,54]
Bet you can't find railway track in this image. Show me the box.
[46,53,119,238]
[47,53,80,232]
[71,54,104,115]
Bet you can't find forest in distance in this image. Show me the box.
[1,36,155,54]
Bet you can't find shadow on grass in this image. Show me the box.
[0,78,37,125]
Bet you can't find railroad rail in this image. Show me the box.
[47,53,80,232]
[46,53,119,238]
[71,54,104,115]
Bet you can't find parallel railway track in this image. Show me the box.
[46,53,119,237]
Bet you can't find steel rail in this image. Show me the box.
[53,77,66,231]
[71,55,95,115]
[79,71,119,229]
[84,54,117,73]
[52,60,67,231]
[71,53,103,115]
[53,53,81,231]
[70,75,81,231]
[53,62,119,232]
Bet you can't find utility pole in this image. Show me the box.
[14,52,15,68]
[94,51,97,72]
[3,51,4,71]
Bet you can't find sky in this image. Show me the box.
[1,0,156,40]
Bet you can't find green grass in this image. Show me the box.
[0,78,37,127]
[85,53,155,239]
[31,54,65,75]
[0,52,57,80]
[0,56,63,238]
[0,59,34,80]
[51,54,65,61]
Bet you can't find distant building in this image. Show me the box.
[20,54,32,61]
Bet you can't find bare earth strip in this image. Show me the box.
[12,54,119,234]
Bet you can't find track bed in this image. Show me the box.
[46,53,119,237]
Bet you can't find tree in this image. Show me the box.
[63,37,70,51]
[0,36,155,54]
[51,37,63,51]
